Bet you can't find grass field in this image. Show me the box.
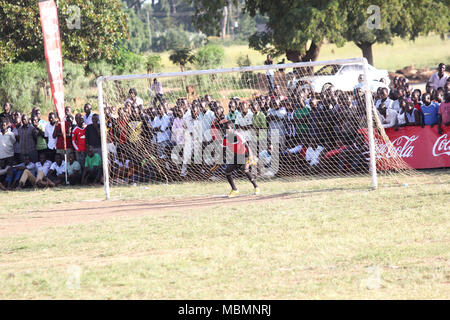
[158,34,450,73]
[0,171,449,299]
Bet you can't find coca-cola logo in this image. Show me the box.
[433,134,450,157]
[376,135,419,159]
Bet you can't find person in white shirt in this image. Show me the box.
[234,101,254,143]
[354,74,390,93]
[199,101,216,144]
[13,154,36,190]
[266,98,287,149]
[429,63,448,91]
[151,105,171,159]
[305,143,325,167]
[149,78,164,103]
[181,105,202,177]
[44,112,58,161]
[48,153,66,186]
[375,87,394,110]
[124,88,144,107]
[18,153,54,188]
[377,102,398,129]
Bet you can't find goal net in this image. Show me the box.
[97,58,426,199]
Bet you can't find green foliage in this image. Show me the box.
[236,54,258,87]
[195,45,225,69]
[123,7,151,53]
[0,61,50,113]
[169,48,196,71]
[0,0,129,64]
[146,54,162,73]
[111,49,146,74]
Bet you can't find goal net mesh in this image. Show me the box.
[98,60,429,192]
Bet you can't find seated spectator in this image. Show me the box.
[0,159,11,190]
[420,93,439,126]
[23,152,54,188]
[305,142,325,168]
[428,63,448,91]
[66,152,81,185]
[377,102,397,129]
[48,153,66,187]
[0,118,16,167]
[82,146,102,185]
[8,155,35,190]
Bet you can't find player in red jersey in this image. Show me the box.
[220,119,259,197]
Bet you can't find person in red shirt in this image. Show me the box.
[220,119,259,198]
[72,113,86,168]
[53,117,72,157]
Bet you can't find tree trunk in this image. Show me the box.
[359,42,374,66]
[286,41,322,75]
[220,6,228,39]
[169,0,176,16]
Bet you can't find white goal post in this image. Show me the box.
[97,57,378,200]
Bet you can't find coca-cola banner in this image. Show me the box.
[38,0,66,149]
[382,126,450,169]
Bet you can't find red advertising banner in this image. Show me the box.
[38,0,66,149]
[381,126,450,169]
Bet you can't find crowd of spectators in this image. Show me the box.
[0,62,449,190]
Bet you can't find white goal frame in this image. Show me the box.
[97,57,378,200]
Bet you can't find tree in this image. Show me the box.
[189,0,346,63]
[146,54,162,74]
[169,47,195,72]
[343,0,450,65]
[0,0,129,64]
[195,45,225,69]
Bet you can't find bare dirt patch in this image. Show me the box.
[0,192,300,237]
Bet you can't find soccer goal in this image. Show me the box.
[96,57,417,200]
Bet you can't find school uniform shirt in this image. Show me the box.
[397,112,406,126]
[83,113,93,126]
[72,126,86,152]
[375,98,393,110]
[421,102,439,125]
[305,145,325,166]
[171,118,185,145]
[234,110,254,142]
[50,161,66,176]
[44,122,57,150]
[0,129,16,160]
[151,114,171,143]
[16,162,36,176]
[67,160,81,176]
[124,97,144,107]
[183,114,202,142]
[35,160,52,176]
[267,107,287,136]
[85,153,102,169]
[200,110,216,142]
[378,108,398,129]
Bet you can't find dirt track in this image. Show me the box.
[0,192,301,237]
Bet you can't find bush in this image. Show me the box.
[236,55,258,88]
[0,61,50,113]
[195,45,225,69]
